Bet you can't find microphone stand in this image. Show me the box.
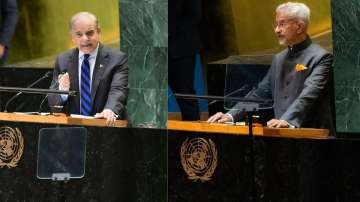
[208,85,250,106]
[173,93,272,104]
[0,87,77,112]
[38,94,50,114]
[0,87,76,95]
[3,71,52,112]
[239,103,259,202]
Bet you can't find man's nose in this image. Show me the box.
[274,26,281,33]
[81,34,89,40]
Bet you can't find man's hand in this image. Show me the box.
[95,109,118,126]
[207,112,232,123]
[267,119,289,128]
[0,44,5,59]
[58,72,70,91]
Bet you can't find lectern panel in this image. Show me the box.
[37,127,87,180]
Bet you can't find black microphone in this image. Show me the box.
[4,71,53,112]
[208,84,251,106]
[38,93,50,114]
[38,71,67,113]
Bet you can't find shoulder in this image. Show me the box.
[56,48,77,61]
[102,45,126,57]
[306,44,333,66]
[100,45,128,64]
[307,43,331,56]
[304,43,333,62]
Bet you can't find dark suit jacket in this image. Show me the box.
[0,0,18,61]
[229,37,335,134]
[48,44,129,118]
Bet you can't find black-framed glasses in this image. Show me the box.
[273,19,296,29]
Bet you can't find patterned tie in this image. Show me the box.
[80,54,92,115]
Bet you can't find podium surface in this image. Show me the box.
[0,112,128,127]
[168,120,329,139]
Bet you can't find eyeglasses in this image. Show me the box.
[273,19,296,29]
[72,29,97,38]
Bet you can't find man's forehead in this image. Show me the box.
[275,12,291,21]
[72,17,96,27]
[72,26,96,32]
[71,23,97,33]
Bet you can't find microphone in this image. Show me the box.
[38,71,67,113]
[208,84,251,106]
[38,94,50,114]
[4,71,53,112]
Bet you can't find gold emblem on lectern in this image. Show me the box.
[180,138,218,182]
[0,127,24,168]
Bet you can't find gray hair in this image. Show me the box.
[69,12,99,30]
[276,2,310,26]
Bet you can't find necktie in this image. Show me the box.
[80,54,92,115]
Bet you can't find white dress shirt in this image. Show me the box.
[60,43,99,101]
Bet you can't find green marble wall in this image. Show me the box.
[119,0,167,128]
[332,0,360,133]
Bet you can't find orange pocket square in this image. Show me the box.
[295,64,308,72]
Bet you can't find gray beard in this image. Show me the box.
[278,38,287,45]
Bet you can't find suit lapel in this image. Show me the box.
[91,44,108,103]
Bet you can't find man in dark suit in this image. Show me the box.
[208,2,334,134]
[48,12,128,126]
[0,0,18,63]
[169,0,202,121]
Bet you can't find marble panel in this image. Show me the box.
[120,1,167,47]
[125,46,167,90]
[120,0,168,128]
[332,0,360,133]
[127,88,167,128]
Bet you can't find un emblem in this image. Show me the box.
[180,138,218,182]
[0,127,24,168]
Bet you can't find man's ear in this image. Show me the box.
[297,21,306,34]
[71,37,76,44]
[97,27,101,34]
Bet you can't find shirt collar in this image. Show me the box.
[79,43,99,59]
[288,35,312,54]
